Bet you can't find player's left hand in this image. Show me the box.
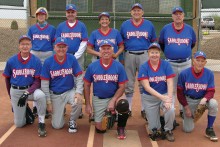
[107,99,115,111]
[112,53,117,59]
[17,92,29,107]
[199,98,207,105]
[74,93,82,104]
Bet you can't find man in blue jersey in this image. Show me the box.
[159,6,197,118]
[177,51,218,142]
[120,3,157,118]
[41,37,83,133]
[3,35,47,137]
[84,40,129,140]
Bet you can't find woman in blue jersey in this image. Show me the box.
[138,42,175,142]
[87,12,124,63]
[27,7,56,118]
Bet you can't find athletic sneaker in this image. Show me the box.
[165,130,175,142]
[117,127,126,140]
[69,120,77,133]
[38,123,46,137]
[206,127,218,142]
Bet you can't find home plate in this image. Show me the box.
[103,130,142,147]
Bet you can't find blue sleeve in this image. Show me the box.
[208,71,215,89]
[138,63,148,79]
[164,61,175,77]
[81,23,88,40]
[116,30,123,45]
[41,59,51,79]
[3,60,12,77]
[177,72,185,88]
[118,64,128,82]
[55,23,62,39]
[150,23,157,42]
[159,27,165,43]
[84,65,93,82]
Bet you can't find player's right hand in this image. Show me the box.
[17,92,29,107]
[163,95,172,103]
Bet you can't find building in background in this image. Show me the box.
[0,0,28,28]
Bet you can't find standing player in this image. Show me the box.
[28,7,56,118]
[159,6,197,118]
[55,4,88,118]
[120,3,157,117]
[84,40,129,139]
[40,37,83,133]
[3,35,47,137]
[138,43,175,142]
[177,51,218,142]
[55,3,88,70]
[87,12,124,63]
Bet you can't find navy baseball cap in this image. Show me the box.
[194,51,207,59]
[172,6,184,14]
[148,42,161,50]
[19,35,31,43]
[66,4,77,11]
[99,40,114,47]
[55,37,68,46]
[98,12,110,19]
[131,3,143,10]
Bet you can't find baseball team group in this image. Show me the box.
[2,2,219,142]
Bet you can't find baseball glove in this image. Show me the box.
[193,104,208,122]
[101,110,116,130]
[26,104,35,124]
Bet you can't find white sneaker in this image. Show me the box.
[68,120,77,133]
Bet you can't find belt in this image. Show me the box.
[93,94,109,99]
[12,85,30,90]
[126,50,145,55]
[167,57,191,63]
[186,95,202,100]
[52,91,65,95]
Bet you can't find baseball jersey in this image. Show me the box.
[138,60,175,95]
[84,59,128,98]
[28,23,56,52]
[87,28,123,53]
[159,23,196,60]
[55,20,88,53]
[177,67,215,99]
[3,53,42,86]
[120,18,157,51]
[40,53,83,93]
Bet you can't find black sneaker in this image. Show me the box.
[69,120,77,133]
[165,130,175,142]
[38,123,46,137]
[179,111,184,119]
[141,110,146,119]
[149,128,161,141]
[33,106,38,118]
[206,127,218,142]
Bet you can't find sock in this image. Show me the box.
[38,115,45,123]
[207,115,216,128]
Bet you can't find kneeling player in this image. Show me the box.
[84,40,129,139]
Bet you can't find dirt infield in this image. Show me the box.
[0,72,220,147]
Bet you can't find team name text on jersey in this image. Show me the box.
[127,31,148,39]
[185,82,207,92]
[33,34,50,41]
[93,74,118,83]
[50,68,73,78]
[149,76,166,83]
[167,37,189,46]
[61,32,81,40]
[13,68,35,78]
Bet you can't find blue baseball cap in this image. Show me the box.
[148,42,161,50]
[98,12,110,19]
[172,6,184,14]
[99,40,114,47]
[19,35,31,43]
[131,3,143,10]
[36,8,47,15]
[194,51,207,59]
[66,4,77,11]
[55,37,68,46]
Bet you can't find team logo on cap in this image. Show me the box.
[61,37,65,42]
[198,51,204,55]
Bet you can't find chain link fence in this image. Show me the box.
[200,8,220,72]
